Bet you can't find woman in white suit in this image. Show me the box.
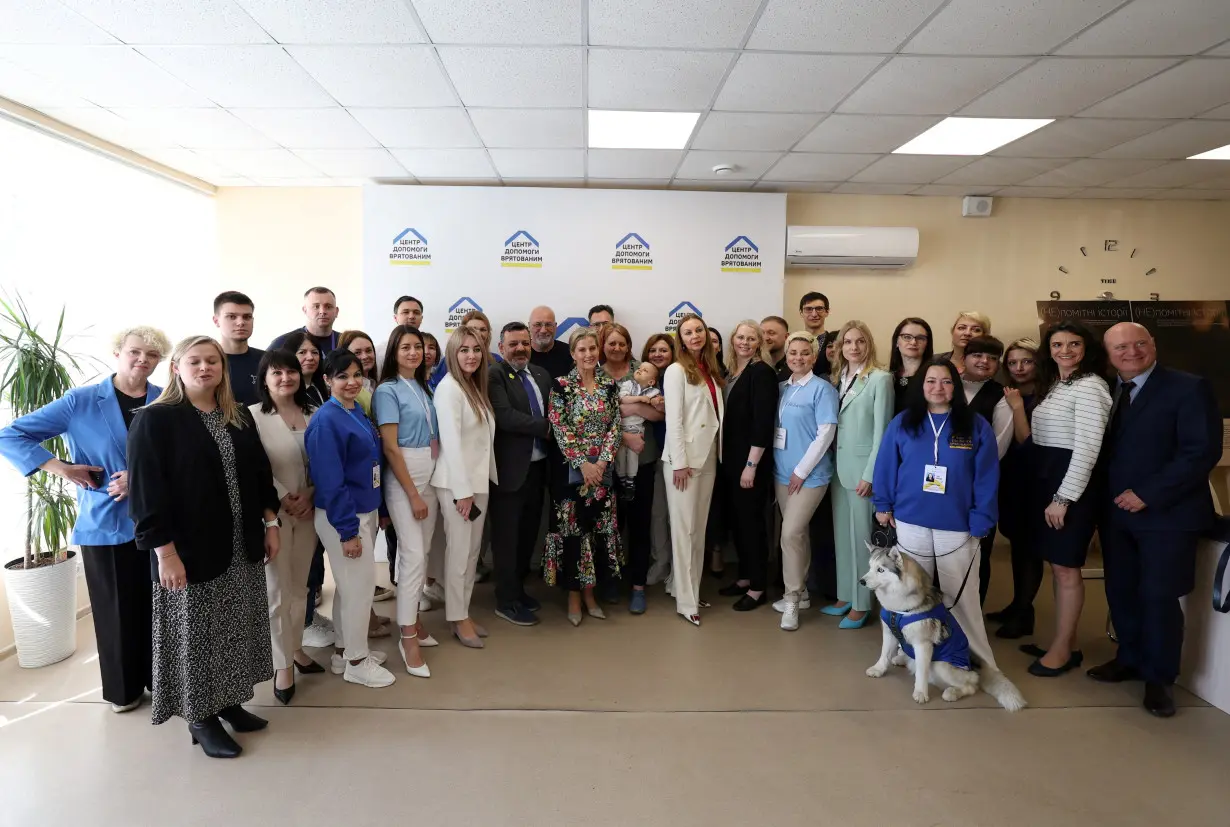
[662,313,725,626]
[826,320,894,629]
[249,349,323,705]
[430,324,497,649]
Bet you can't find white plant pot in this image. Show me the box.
[3,551,78,668]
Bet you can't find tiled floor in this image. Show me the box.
[2,559,1228,827]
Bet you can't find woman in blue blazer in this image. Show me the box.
[0,326,169,712]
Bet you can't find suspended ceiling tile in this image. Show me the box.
[141,45,334,107]
[961,58,1179,118]
[109,106,277,148]
[413,0,583,45]
[714,53,883,113]
[1057,0,1230,56]
[761,152,880,182]
[588,49,732,111]
[932,157,1068,186]
[287,46,457,108]
[832,183,920,195]
[991,118,1171,158]
[231,107,378,149]
[747,0,945,53]
[850,154,975,184]
[386,148,498,178]
[794,114,941,154]
[234,0,425,44]
[349,108,480,148]
[0,0,118,45]
[910,184,997,196]
[993,186,1084,198]
[1078,59,1230,119]
[468,108,582,148]
[901,0,1125,55]
[691,112,819,152]
[489,148,585,179]
[198,147,327,177]
[437,46,581,108]
[1101,160,1230,188]
[586,149,683,179]
[0,45,214,107]
[290,148,409,177]
[838,56,1031,115]
[62,0,272,44]
[674,149,783,180]
[1019,158,1169,187]
[588,0,761,49]
[1094,119,1230,159]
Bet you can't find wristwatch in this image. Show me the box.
[1051,495,1073,507]
[745,461,758,468]
[264,517,282,529]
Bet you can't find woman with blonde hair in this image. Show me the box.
[662,314,725,626]
[430,324,497,648]
[939,311,992,375]
[0,325,168,713]
[127,335,280,758]
[545,327,623,624]
[824,320,893,628]
[716,320,778,610]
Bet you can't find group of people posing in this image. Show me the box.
[0,286,1221,760]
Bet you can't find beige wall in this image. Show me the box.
[785,194,1230,351]
[216,187,364,347]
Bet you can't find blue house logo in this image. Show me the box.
[722,236,761,272]
[666,301,702,332]
[555,316,588,342]
[724,235,758,252]
[502,230,543,268]
[390,227,431,266]
[615,232,649,249]
[394,228,428,244]
[446,296,482,331]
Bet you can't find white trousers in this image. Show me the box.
[436,488,490,622]
[427,512,445,581]
[647,459,672,584]
[384,447,438,627]
[316,509,379,661]
[664,445,717,616]
[265,510,317,670]
[894,519,997,670]
[776,482,828,603]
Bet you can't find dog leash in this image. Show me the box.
[894,538,978,611]
[1215,542,1230,614]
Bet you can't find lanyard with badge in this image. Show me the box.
[332,396,381,490]
[923,412,948,494]
[775,384,805,450]
[400,376,439,459]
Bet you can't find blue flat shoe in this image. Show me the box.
[839,612,871,629]
[629,589,647,615]
[820,603,851,617]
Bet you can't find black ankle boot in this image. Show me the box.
[995,608,1034,639]
[217,705,268,732]
[189,716,242,758]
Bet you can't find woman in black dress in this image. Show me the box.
[128,335,281,758]
[888,317,934,414]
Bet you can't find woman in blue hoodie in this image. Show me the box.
[872,357,1000,670]
[305,350,393,690]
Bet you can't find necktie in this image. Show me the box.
[518,369,545,453]
[1109,379,1135,434]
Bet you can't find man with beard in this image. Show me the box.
[528,305,574,379]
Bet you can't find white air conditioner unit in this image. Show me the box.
[786,226,919,270]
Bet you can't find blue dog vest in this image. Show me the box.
[880,604,972,670]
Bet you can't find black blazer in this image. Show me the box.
[127,402,279,584]
[721,360,778,483]
[488,361,553,491]
[1100,365,1222,533]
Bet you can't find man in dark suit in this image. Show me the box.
[1089,322,1223,718]
[488,321,554,627]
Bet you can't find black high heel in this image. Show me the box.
[294,658,325,674]
[274,680,296,706]
[217,705,268,732]
[189,716,242,758]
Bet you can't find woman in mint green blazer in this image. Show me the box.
[825,320,894,628]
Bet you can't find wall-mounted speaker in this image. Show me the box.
[961,195,993,217]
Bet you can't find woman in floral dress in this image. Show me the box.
[544,327,623,626]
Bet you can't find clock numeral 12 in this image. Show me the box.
[1104,239,1118,251]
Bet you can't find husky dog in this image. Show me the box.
[860,544,1026,712]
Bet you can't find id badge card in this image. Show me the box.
[922,464,947,494]
[372,465,382,489]
[774,427,787,450]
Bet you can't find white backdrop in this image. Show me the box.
[362,185,786,355]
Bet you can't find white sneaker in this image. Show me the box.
[302,615,336,648]
[343,656,396,688]
[423,582,445,603]
[418,595,433,612]
[780,602,800,631]
[773,591,811,613]
[331,650,388,674]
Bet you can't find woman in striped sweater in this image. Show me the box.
[1021,321,1111,678]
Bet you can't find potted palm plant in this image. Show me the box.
[1,295,93,667]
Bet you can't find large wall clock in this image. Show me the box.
[1052,240,1159,301]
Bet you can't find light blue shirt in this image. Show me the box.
[1117,361,1156,403]
[373,378,438,448]
[773,372,839,488]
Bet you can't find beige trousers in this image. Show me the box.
[664,446,718,616]
[436,489,491,622]
[265,510,317,670]
[775,482,828,603]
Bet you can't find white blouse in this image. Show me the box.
[1030,373,1112,502]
